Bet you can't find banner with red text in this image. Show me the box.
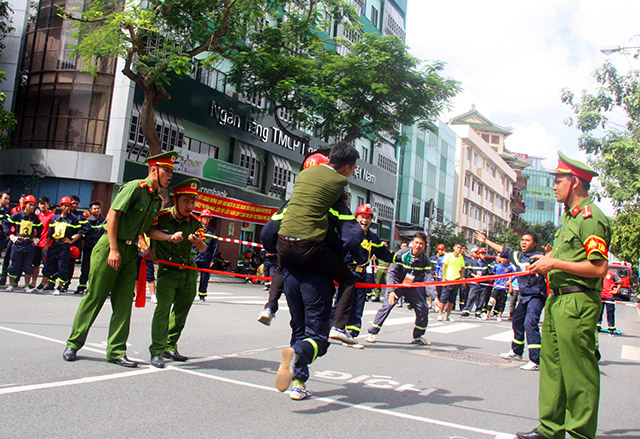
[196,192,278,224]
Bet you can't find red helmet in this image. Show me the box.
[302,153,329,170]
[200,209,213,218]
[82,211,90,218]
[477,248,487,254]
[59,196,73,206]
[355,203,374,217]
[23,195,37,204]
[436,244,445,251]
[69,246,81,259]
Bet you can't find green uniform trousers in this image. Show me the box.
[149,267,197,355]
[66,235,139,361]
[538,292,601,439]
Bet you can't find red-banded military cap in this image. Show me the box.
[551,151,598,182]
[170,178,201,196]
[146,151,178,168]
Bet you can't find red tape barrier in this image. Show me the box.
[152,258,640,308]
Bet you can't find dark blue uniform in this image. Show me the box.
[462,257,491,316]
[341,228,393,337]
[194,225,218,299]
[367,248,435,340]
[43,213,81,290]
[78,215,106,291]
[5,211,42,279]
[501,246,546,364]
[0,205,12,283]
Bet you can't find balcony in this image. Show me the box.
[511,195,526,214]
[515,175,528,190]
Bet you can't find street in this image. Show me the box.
[1,279,639,439]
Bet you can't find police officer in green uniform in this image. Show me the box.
[517,152,611,439]
[146,178,206,368]
[63,151,178,367]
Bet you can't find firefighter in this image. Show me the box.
[332,203,393,344]
[194,209,217,302]
[76,201,106,294]
[364,232,435,345]
[43,196,81,294]
[4,195,42,291]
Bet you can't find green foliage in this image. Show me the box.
[488,222,520,252]
[488,220,557,253]
[66,0,459,152]
[231,30,460,143]
[610,210,640,275]
[561,59,640,211]
[429,222,467,252]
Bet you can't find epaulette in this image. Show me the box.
[570,204,581,217]
[582,205,592,219]
[189,213,200,222]
[157,210,171,217]
[138,180,153,194]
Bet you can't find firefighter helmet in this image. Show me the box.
[355,203,374,217]
[302,153,329,170]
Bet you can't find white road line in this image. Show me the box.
[382,317,418,326]
[363,310,378,316]
[208,296,263,300]
[0,368,161,395]
[621,345,640,362]
[175,367,514,438]
[484,330,514,342]
[428,323,480,334]
[214,300,266,305]
[0,325,106,355]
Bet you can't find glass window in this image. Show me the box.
[491,134,500,144]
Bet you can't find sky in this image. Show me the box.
[405,0,640,216]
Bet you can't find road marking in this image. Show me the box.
[209,295,263,300]
[0,368,161,395]
[214,300,266,305]
[383,317,419,326]
[621,345,640,362]
[0,325,106,355]
[484,330,513,342]
[428,323,480,334]
[174,367,515,438]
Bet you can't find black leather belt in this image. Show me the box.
[119,239,135,246]
[347,264,365,273]
[550,286,587,296]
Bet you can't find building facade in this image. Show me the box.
[0,0,408,262]
[395,120,456,243]
[449,123,516,243]
[521,155,560,226]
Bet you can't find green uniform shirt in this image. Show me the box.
[110,178,162,242]
[279,164,348,242]
[151,206,203,267]
[548,197,611,291]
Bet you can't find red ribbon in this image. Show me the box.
[135,259,147,308]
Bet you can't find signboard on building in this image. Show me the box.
[174,146,249,188]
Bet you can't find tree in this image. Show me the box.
[0,0,17,148]
[561,58,640,211]
[429,222,467,252]
[489,220,557,252]
[67,1,459,155]
[610,210,640,275]
[488,222,520,253]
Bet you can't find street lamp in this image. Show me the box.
[600,46,640,55]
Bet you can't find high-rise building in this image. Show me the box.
[521,155,560,226]
[448,108,517,242]
[0,0,408,261]
[395,120,456,244]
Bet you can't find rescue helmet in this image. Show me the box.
[355,203,374,217]
[82,211,90,218]
[23,195,37,204]
[200,209,213,218]
[302,153,329,170]
[436,243,445,251]
[477,248,487,254]
[69,246,81,259]
[59,196,73,206]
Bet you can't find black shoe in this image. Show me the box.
[74,287,86,295]
[164,350,188,362]
[62,347,77,362]
[516,428,546,439]
[150,354,165,368]
[108,356,138,368]
[42,283,55,291]
[199,295,205,302]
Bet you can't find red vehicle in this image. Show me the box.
[608,262,633,301]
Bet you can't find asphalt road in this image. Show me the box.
[1,279,639,439]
